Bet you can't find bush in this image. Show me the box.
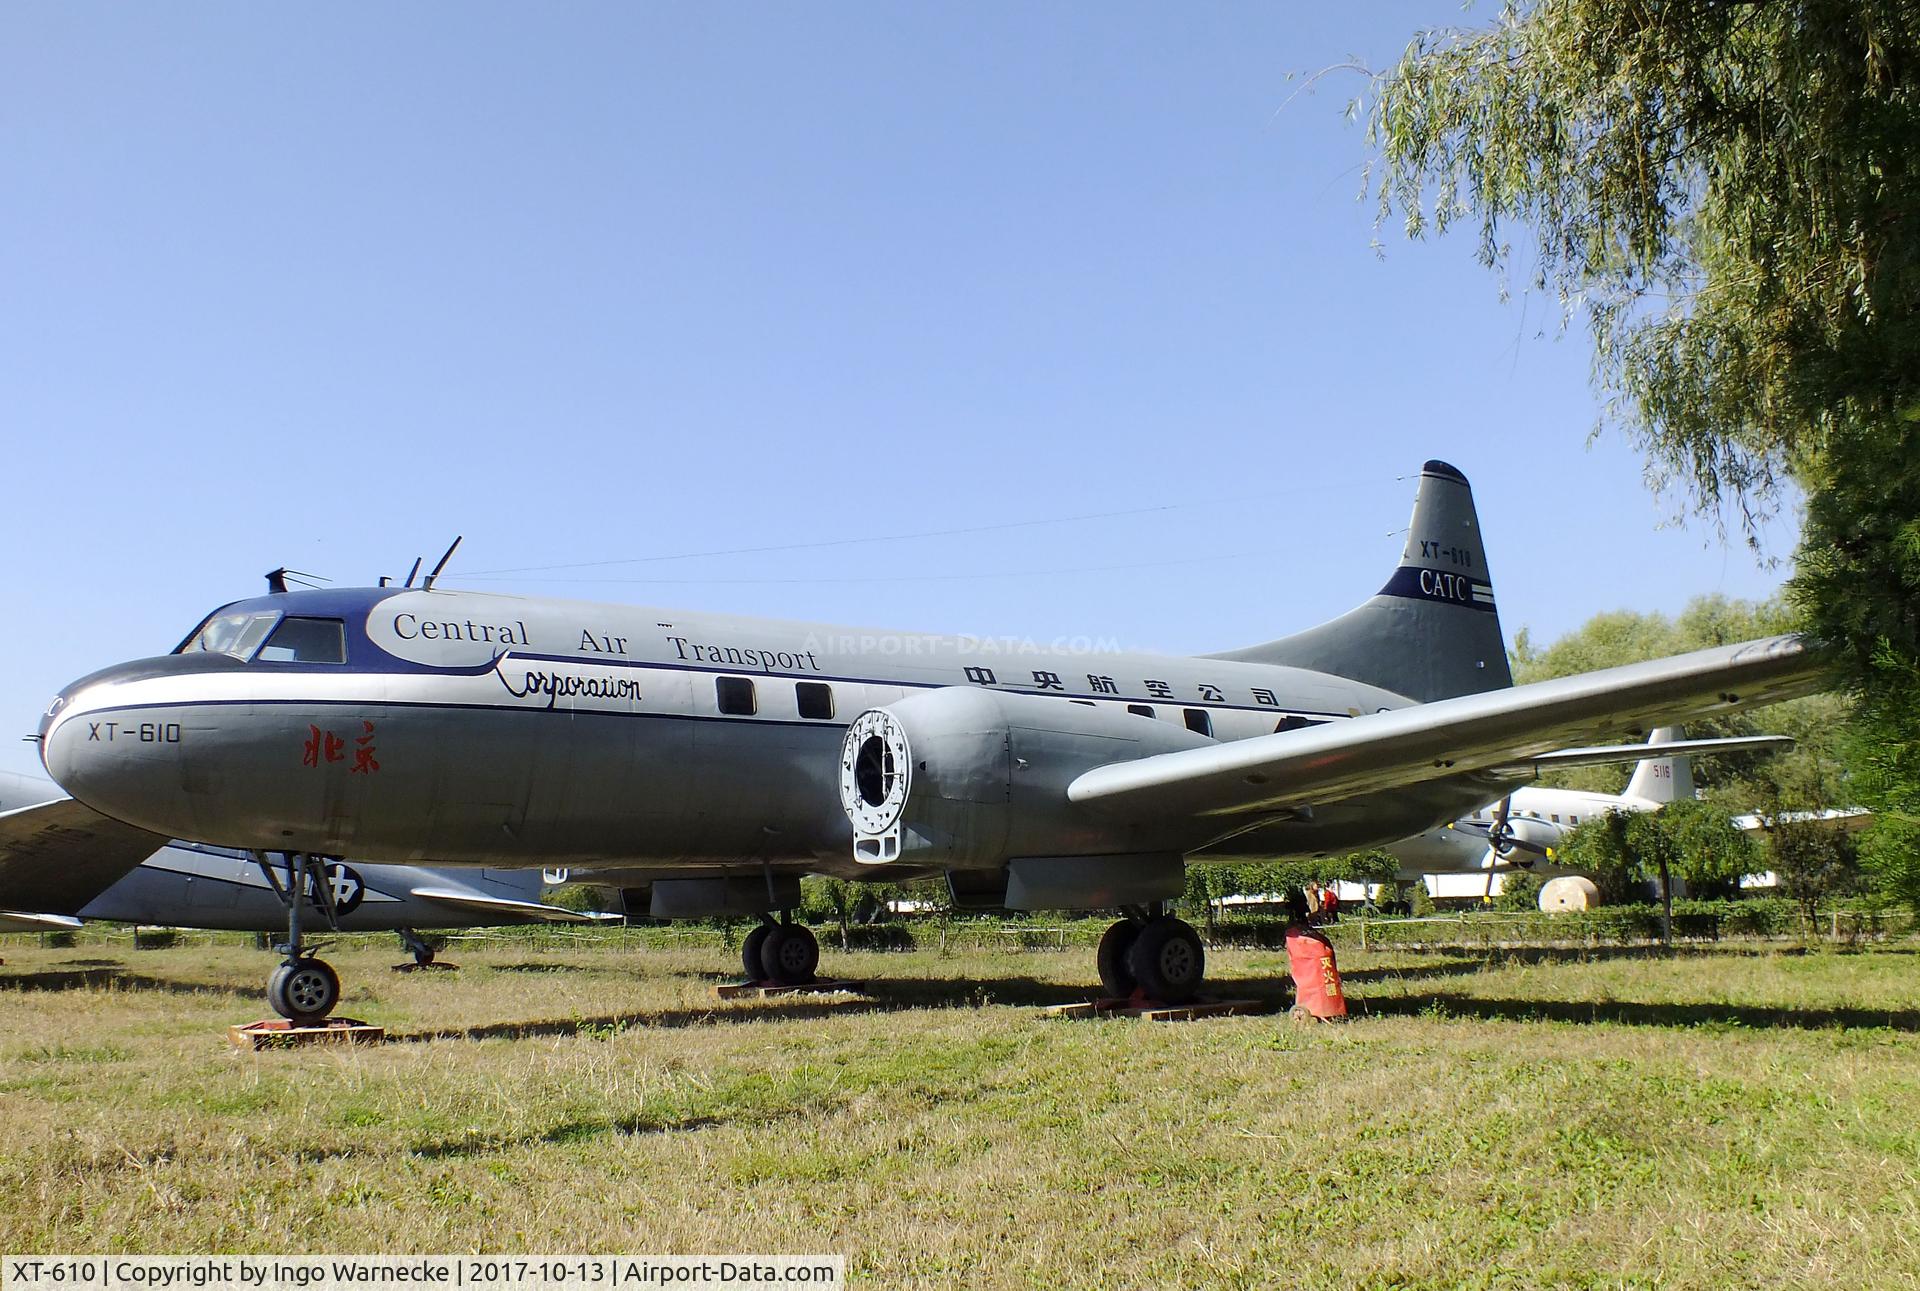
[1495,871,1545,912]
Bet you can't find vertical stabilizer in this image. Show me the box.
[1625,727,1695,804]
[1206,461,1511,702]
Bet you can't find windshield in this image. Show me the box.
[177,610,281,660]
[257,617,347,664]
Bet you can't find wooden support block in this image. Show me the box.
[712,979,864,1000]
[1041,997,1267,1022]
[227,1017,385,1050]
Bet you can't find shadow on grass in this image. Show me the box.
[389,971,1306,1043]
[0,966,261,1000]
[1358,992,1920,1032]
[1340,944,1803,984]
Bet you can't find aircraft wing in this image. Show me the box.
[1488,733,1795,776]
[1069,635,1824,823]
[0,796,170,915]
[407,887,623,924]
[0,910,87,934]
[1731,807,1875,836]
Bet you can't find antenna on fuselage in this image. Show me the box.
[401,557,424,588]
[421,537,463,591]
[265,568,328,594]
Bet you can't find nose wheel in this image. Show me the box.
[268,956,341,1022]
[252,850,349,1022]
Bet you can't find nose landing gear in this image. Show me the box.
[267,957,341,1020]
[252,851,347,1023]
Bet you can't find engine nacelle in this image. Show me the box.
[1492,815,1564,866]
[837,687,1210,870]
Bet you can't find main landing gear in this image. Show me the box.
[395,927,446,969]
[252,851,345,1023]
[1097,905,1207,1004]
[739,913,820,986]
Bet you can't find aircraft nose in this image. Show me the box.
[40,656,219,835]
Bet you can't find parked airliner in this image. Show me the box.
[30,462,1826,1018]
[1382,727,1794,904]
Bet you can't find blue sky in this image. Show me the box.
[0,3,1794,778]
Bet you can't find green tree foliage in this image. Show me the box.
[1368,1,1919,529]
[1494,869,1545,911]
[1860,817,1920,917]
[1555,801,1759,903]
[1845,655,1920,913]
[800,876,891,947]
[1751,802,1866,921]
[1367,1,1919,864]
[1554,810,1640,903]
[1183,852,1400,928]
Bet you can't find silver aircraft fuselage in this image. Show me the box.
[38,587,1494,875]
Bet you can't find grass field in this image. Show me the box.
[3,930,1918,1288]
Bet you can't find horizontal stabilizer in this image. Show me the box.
[0,909,87,934]
[408,887,622,924]
[1488,734,1795,778]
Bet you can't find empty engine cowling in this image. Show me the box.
[1538,875,1601,913]
[837,687,1210,869]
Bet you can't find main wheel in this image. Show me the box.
[1096,920,1141,998]
[759,924,820,985]
[268,957,341,1022]
[741,924,774,981]
[1127,918,1205,1004]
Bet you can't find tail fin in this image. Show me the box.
[1207,461,1511,702]
[1624,727,1695,804]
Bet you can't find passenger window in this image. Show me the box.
[1551,814,1561,823]
[716,676,757,715]
[1183,709,1213,737]
[257,617,346,664]
[1127,704,1156,719]
[795,681,833,720]
[1571,816,1580,825]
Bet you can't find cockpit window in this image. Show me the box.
[257,617,347,664]
[178,611,281,659]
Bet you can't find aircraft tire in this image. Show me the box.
[268,958,341,1022]
[1096,920,1140,999]
[741,925,774,982]
[759,925,819,985]
[1127,918,1205,1004]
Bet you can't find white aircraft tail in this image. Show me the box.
[1624,727,1696,804]
[1206,460,1511,702]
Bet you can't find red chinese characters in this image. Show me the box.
[302,720,380,773]
[350,721,379,775]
